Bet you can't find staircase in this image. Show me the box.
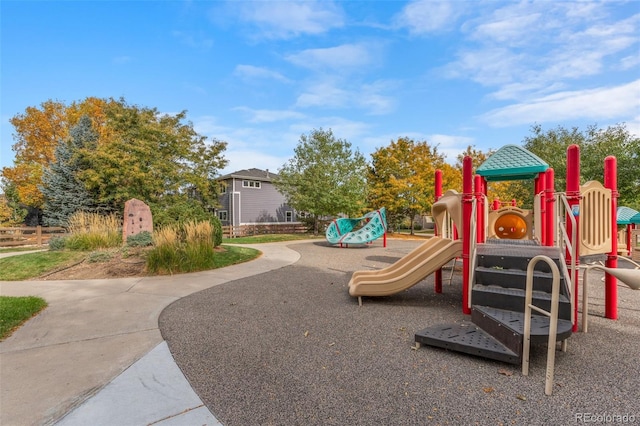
[415,240,573,365]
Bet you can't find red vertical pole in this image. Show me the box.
[492,198,500,211]
[535,174,546,245]
[544,168,555,247]
[604,156,618,319]
[474,175,485,244]
[462,157,473,315]
[566,145,580,331]
[434,170,443,293]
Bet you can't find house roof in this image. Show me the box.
[218,168,278,182]
[617,206,640,225]
[476,144,549,181]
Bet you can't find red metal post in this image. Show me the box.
[566,145,580,331]
[604,156,618,319]
[492,198,500,211]
[474,175,485,244]
[535,174,546,245]
[544,168,555,247]
[434,170,443,293]
[462,157,473,315]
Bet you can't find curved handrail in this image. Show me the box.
[522,255,562,396]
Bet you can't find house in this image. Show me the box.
[215,168,299,227]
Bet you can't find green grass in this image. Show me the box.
[0,296,47,340]
[223,233,320,244]
[214,245,260,268]
[0,251,85,280]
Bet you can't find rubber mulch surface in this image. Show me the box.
[159,240,640,425]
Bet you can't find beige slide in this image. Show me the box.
[348,236,462,298]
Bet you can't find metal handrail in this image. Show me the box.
[556,193,577,326]
[468,198,478,310]
[522,255,562,396]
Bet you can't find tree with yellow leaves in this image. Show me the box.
[368,137,448,234]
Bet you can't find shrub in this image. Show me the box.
[126,231,153,247]
[48,236,67,251]
[211,216,222,247]
[65,212,122,250]
[146,220,218,274]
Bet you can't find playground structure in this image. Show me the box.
[347,144,639,394]
[325,207,387,247]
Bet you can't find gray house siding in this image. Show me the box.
[216,169,298,226]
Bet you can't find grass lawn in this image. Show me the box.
[0,296,47,340]
[0,251,85,281]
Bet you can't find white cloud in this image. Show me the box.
[285,43,375,71]
[294,79,395,115]
[220,149,290,176]
[236,1,344,39]
[234,65,290,83]
[481,80,640,127]
[233,107,306,123]
[394,0,464,34]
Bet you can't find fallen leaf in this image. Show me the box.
[483,387,494,393]
[516,394,527,401]
[498,369,513,376]
[328,342,335,347]
[304,330,310,337]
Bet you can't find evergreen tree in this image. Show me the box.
[40,116,98,226]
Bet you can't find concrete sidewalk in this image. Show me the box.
[0,242,304,426]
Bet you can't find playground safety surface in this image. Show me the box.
[160,240,640,425]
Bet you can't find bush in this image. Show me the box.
[48,236,67,251]
[65,212,122,251]
[126,231,153,247]
[146,220,217,274]
[211,216,222,247]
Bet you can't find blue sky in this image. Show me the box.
[2,0,639,176]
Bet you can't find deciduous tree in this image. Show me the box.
[368,137,446,233]
[274,128,368,234]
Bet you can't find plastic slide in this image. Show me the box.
[326,208,387,246]
[348,236,462,297]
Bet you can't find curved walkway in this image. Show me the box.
[0,241,302,426]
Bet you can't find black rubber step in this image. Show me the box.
[476,244,563,272]
[472,305,573,344]
[415,322,521,365]
[472,285,572,320]
[474,266,567,294]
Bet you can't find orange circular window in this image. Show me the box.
[494,213,527,239]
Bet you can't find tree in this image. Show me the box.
[368,137,446,233]
[523,123,640,210]
[2,98,116,208]
[39,116,100,226]
[0,180,27,226]
[3,97,228,221]
[77,101,228,214]
[274,128,368,234]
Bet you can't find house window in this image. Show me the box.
[242,180,261,189]
[217,210,228,221]
[219,183,227,193]
[286,211,294,222]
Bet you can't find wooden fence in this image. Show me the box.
[223,223,310,238]
[0,226,68,247]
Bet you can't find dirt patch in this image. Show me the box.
[39,249,148,280]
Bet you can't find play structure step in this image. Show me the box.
[472,306,573,344]
[474,266,567,294]
[476,244,562,272]
[472,285,572,320]
[415,322,521,365]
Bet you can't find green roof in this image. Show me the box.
[476,145,549,181]
[617,206,640,225]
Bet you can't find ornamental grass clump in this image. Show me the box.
[63,212,122,251]
[146,221,216,274]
